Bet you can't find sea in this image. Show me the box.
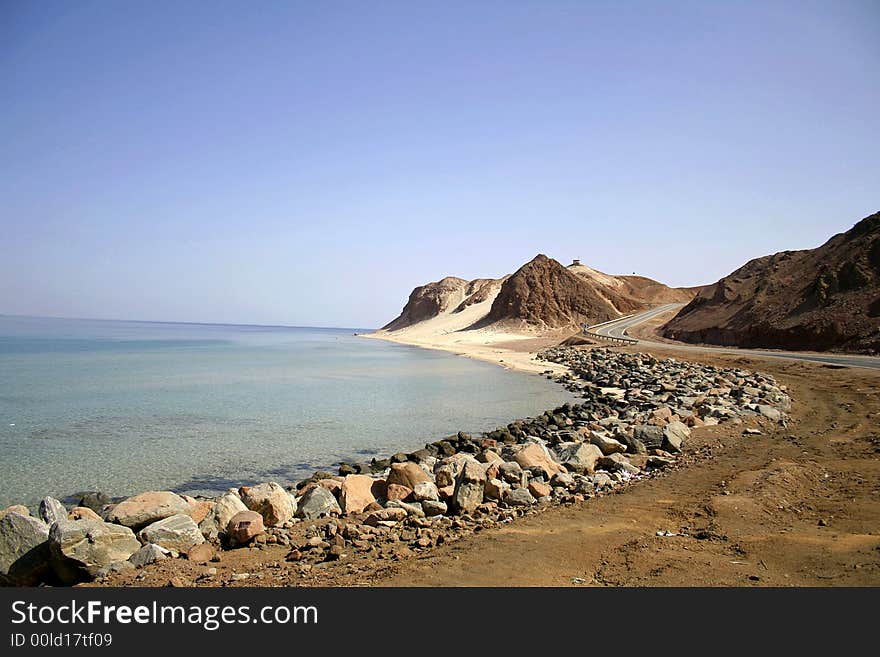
[0,315,573,508]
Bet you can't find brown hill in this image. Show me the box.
[381,276,470,330]
[662,211,880,354]
[478,254,641,329]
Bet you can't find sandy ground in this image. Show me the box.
[363,296,572,375]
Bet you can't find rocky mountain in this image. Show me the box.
[381,254,694,332]
[479,254,639,328]
[662,211,880,354]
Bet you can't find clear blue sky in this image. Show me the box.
[2,1,878,328]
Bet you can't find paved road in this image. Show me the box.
[589,303,880,371]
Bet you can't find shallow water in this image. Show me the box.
[0,315,572,507]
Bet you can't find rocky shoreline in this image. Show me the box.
[0,347,791,587]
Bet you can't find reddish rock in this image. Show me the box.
[226,510,264,545]
[514,443,565,478]
[181,495,212,525]
[317,479,342,495]
[364,508,408,526]
[339,475,377,515]
[437,485,455,500]
[185,542,217,563]
[68,507,101,521]
[385,484,414,502]
[107,491,190,529]
[239,482,294,527]
[528,481,552,499]
[386,462,431,489]
[685,415,705,428]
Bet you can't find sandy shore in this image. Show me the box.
[361,294,574,376]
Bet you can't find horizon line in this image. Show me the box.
[0,313,376,333]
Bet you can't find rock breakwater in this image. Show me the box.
[0,347,790,587]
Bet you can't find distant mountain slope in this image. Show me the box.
[662,211,880,354]
[379,254,696,334]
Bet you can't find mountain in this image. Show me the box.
[379,254,694,333]
[662,211,880,354]
[478,254,638,328]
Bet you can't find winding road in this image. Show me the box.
[589,303,880,371]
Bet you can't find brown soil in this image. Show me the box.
[93,346,880,588]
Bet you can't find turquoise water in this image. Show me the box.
[0,316,571,507]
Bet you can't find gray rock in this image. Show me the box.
[589,432,626,456]
[75,491,111,513]
[452,460,485,513]
[662,421,690,453]
[555,442,603,474]
[757,405,782,422]
[106,491,191,529]
[412,481,440,502]
[598,453,640,475]
[421,500,448,516]
[129,543,171,568]
[632,425,664,449]
[505,488,536,507]
[39,497,68,526]
[137,514,204,553]
[295,486,342,520]
[0,512,50,586]
[95,560,135,579]
[385,500,425,518]
[498,461,524,484]
[550,472,575,488]
[50,519,141,584]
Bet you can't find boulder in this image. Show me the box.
[421,500,448,517]
[213,491,249,530]
[506,488,536,507]
[556,442,603,474]
[296,486,342,520]
[185,542,217,563]
[74,492,111,513]
[385,484,414,502]
[239,482,295,527]
[589,433,626,455]
[364,507,408,526]
[757,405,782,422]
[226,510,265,546]
[385,500,426,518]
[129,543,170,568]
[1,505,31,519]
[49,519,140,584]
[452,460,486,513]
[662,421,690,453]
[38,497,67,525]
[498,461,524,484]
[69,507,102,521]
[412,481,440,502]
[514,443,565,478]
[339,475,377,515]
[106,491,190,529]
[528,481,552,499]
[484,478,509,500]
[0,513,50,586]
[181,495,213,525]
[598,454,640,475]
[138,514,204,553]
[434,465,455,488]
[550,472,575,488]
[632,425,664,449]
[386,462,432,489]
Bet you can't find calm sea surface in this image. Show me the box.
[0,316,572,507]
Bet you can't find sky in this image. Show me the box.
[1,1,878,328]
